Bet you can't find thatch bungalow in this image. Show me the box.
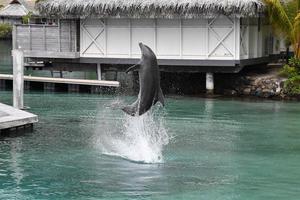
[12,0,280,92]
[0,0,36,24]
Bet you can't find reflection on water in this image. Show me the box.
[9,138,25,199]
[10,138,24,185]
[0,91,300,199]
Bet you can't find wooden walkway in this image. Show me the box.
[0,103,38,130]
[0,74,120,87]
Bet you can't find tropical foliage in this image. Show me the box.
[22,12,33,24]
[264,0,300,58]
[280,57,300,95]
[0,23,12,39]
[283,75,300,95]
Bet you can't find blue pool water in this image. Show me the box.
[0,91,300,199]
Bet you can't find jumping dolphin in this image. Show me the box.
[122,43,164,116]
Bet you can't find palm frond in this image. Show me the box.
[284,0,298,23]
[293,12,300,57]
[264,0,293,42]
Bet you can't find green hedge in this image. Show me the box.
[281,57,300,95]
[0,23,12,39]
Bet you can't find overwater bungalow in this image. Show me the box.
[0,0,36,24]
[12,0,281,92]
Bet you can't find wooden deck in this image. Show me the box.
[0,103,38,130]
[13,21,78,59]
[0,74,120,87]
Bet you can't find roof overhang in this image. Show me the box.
[36,0,265,19]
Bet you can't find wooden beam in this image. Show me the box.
[23,51,80,59]
[79,57,237,66]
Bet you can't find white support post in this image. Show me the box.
[97,63,102,80]
[12,50,24,109]
[206,72,214,94]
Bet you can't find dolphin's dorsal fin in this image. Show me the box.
[125,61,142,73]
[155,87,165,106]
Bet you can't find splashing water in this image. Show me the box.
[95,103,170,164]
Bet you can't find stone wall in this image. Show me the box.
[218,75,286,99]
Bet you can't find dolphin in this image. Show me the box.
[122,43,164,116]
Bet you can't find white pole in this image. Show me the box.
[97,63,102,80]
[206,72,214,94]
[12,50,24,109]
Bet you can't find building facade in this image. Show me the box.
[12,0,281,92]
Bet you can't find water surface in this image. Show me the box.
[0,91,300,199]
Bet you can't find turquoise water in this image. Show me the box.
[1,91,300,199]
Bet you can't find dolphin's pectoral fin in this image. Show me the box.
[125,61,141,73]
[122,100,139,116]
[122,106,136,116]
[154,88,165,106]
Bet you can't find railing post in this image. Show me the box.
[29,25,32,50]
[69,21,72,52]
[206,72,214,95]
[12,25,17,50]
[12,50,24,109]
[74,20,78,52]
[58,19,61,52]
[43,25,46,51]
[97,63,102,80]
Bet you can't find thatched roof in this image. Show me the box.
[0,0,36,17]
[36,0,265,19]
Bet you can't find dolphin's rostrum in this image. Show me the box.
[122,43,164,116]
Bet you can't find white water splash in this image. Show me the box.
[95,104,170,164]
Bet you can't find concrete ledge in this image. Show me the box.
[0,103,38,130]
[0,74,120,87]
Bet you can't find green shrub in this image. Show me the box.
[0,23,12,38]
[283,75,300,95]
[288,57,300,69]
[280,57,300,78]
[281,57,300,95]
[280,64,298,77]
[22,12,33,24]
